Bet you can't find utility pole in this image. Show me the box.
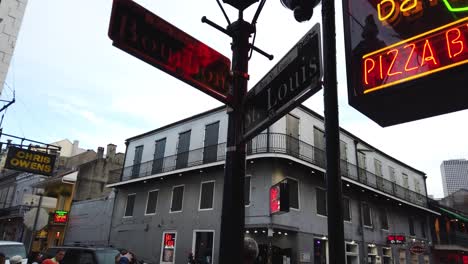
[28,194,43,255]
[322,0,346,261]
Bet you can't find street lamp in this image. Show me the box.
[223,0,259,10]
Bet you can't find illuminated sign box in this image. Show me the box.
[270,180,290,215]
[342,0,468,126]
[4,147,56,176]
[387,235,406,244]
[53,210,69,224]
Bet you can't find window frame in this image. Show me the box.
[198,180,216,211]
[170,185,185,213]
[160,231,177,264]
[286,177,300,211]
[380,207,389,231]
[191,230,215,264]
[144,189,159,216]
[362,202,373,228]
[245,175,251,207]
[343,197,352,222]
[316,187,327,217]
[123,193,136,218]
[345,241,359,264]
[409,217,415,236]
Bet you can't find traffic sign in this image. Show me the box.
[108,0,232,105]
[243,24,322,142]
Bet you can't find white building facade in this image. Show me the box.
[0,0,28,94]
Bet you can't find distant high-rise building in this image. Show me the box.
[441,159,468,197]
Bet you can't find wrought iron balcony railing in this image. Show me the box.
[110,133,427,207]
[435,231,468,248]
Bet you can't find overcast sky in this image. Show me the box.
[2,0,467,198]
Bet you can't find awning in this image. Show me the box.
[438,207,468,222]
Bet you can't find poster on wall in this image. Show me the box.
[161,232,176,264]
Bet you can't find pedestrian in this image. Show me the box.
[187,252,195,264]
[118,250,132,264]
[42,249,65,264]
[9,255,23,264]
[32,253,44,264]
[244,237,259,264]
[0,253,5,264]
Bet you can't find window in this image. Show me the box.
[132,146,144,178]
[402,173,409,188]
[399,249,407,264]
[244,176,251,206]
[414,178,421,193]
[346,242,359,264]
[382,247,392,264]
[374,159,383,189]
[380,208,389,230]
[171,186,184,212]
[343,197,351,222]
[161,232,176,264]
[289,178,299,210]
[124,194,136,217]
[367,245,378,264]
[193,231,214,264]
[421,220,426,238]
[176,130,191,169]
[152,138,166,174]
[362,203,372,227]
[340,141,349,175]
[79,251,96,264]
[316,188,327,216]
[388,166,396,183]
[199,181,215,210]
[145,190,158,215]
[409,217,415,235]
[203,122,219,164]
[358,152,367,182]
[313,127,325,166]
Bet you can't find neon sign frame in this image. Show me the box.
[362,17,468,94]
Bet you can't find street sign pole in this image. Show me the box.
[218,16,253,264]
[322,0,345,262]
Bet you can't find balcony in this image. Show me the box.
[435,231,468,248]
[110,133,427,207]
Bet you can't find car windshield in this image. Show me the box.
[95,249,120,264]
[0,245,27,259]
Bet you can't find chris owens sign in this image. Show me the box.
[4,147,56,176]
[343,0,468,126]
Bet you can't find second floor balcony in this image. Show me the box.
[111,133,427,207]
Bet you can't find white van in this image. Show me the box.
[0,241,28,264]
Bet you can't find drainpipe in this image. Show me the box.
[354,140,366,264]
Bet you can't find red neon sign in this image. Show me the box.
[53,210,68,224]
[164,233,176,249]
[387,235,406,244]
[362,18,468,94]
[270,185,280,214]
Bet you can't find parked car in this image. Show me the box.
[44,247,119,264]
[0,241,28,264]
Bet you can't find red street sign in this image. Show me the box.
[108,0,232,105]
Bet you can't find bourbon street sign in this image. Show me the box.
[342,0,468,126]
[243,24,322,142]
[108,0,232,105]
[4,147,56,176]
